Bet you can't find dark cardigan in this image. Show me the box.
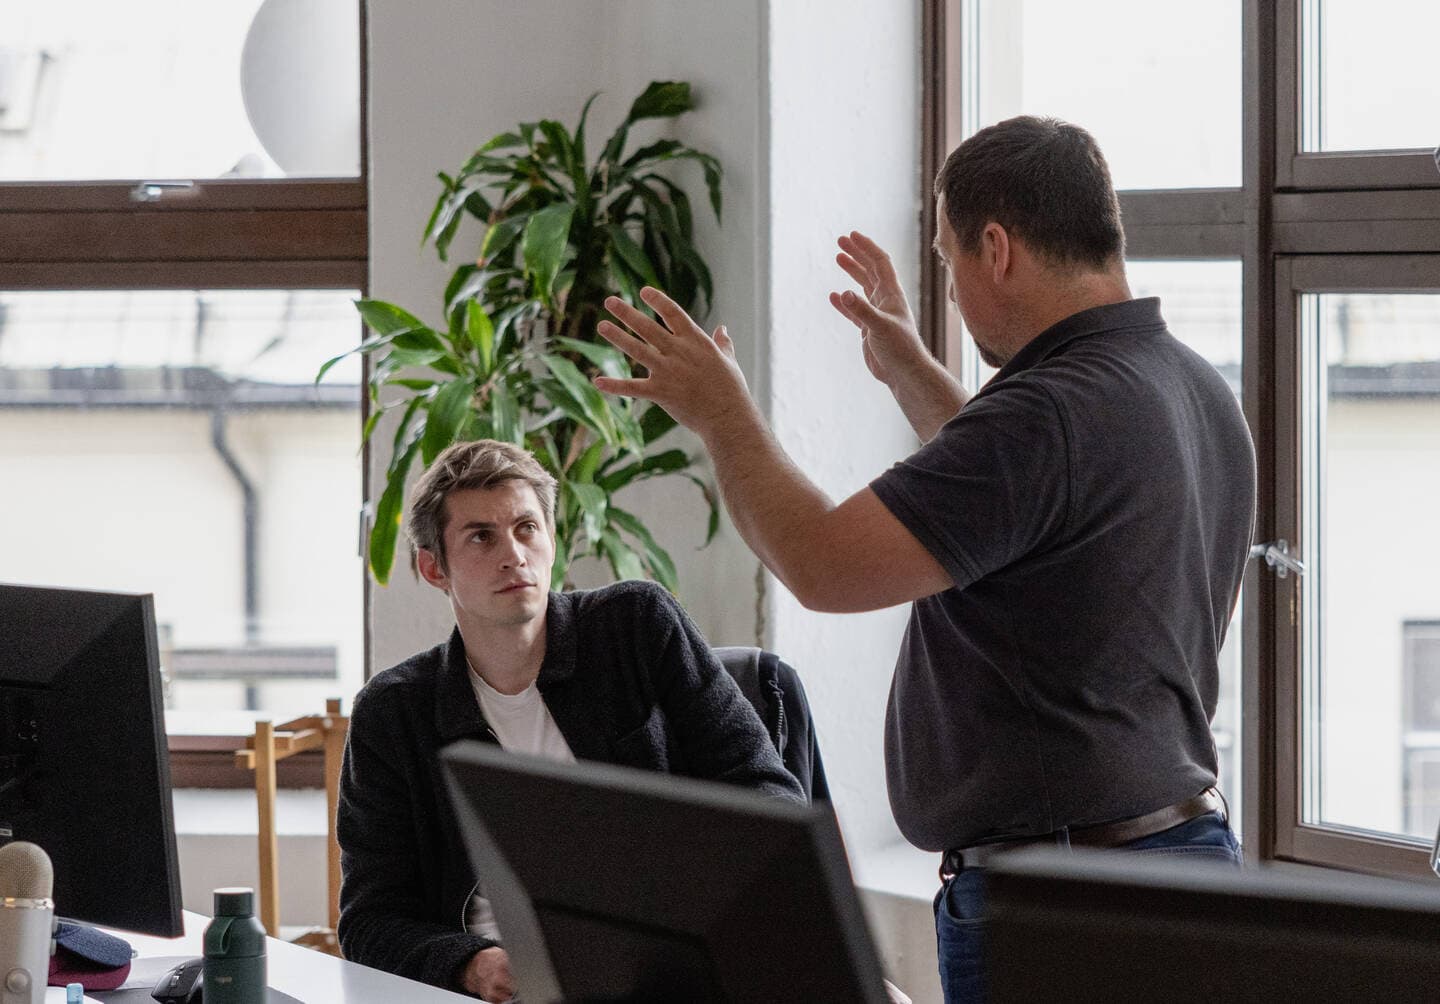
[336,580,805,993]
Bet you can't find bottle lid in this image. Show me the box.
[213,886,255,916]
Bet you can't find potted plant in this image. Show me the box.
[320,81,723,589]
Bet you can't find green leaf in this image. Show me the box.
[369,437,421,585]
[480,131,525,153]
[420,378,474,464]
[479,213,529,263]
[387,377,438,392]
[598,448,690,493]
[570,440,605,484]
[356,299,428,337]
[620,139,683,171]
[316,347,357,385]
[550,532,571,589]
[573,92,601,165]
[444,267,498,330]
[610,506,678,593]
[570,482,609,548]
[607,224,661,289]
[599,529,646,582]
[541,355,618,445]
[466,301,495,373]
[522,203,575,306]
[684,473,721,545]
[538,119,587,203]
[639,403,678,444]
[389,327,448,353]
[389,396,425,468]
[490,380,523,445]
[554,336,630,380]
[627,80,694,123]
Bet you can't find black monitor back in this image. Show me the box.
[441,741,888,1004]
[0,583,182,935]
[987,847,1440,1002]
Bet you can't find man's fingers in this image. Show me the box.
[597,319,661,369]
[713,324,736,360]
[604,294,673,350]
[834,252,875,295]
[593,374,658,401]
[833,288,886,328]
[844,230,903,288]
[639,285,707,340]
[829,290,864,329]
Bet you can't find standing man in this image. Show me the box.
[337,439,802,1001]
[593,116,1256,1002]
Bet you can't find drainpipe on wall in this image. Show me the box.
[209,406,262,709]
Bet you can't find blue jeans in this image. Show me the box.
[932,811,1241,1004]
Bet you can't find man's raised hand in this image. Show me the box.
[594,286,753,440]
[829,230,927,387]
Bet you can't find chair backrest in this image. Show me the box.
[712,646,829,803]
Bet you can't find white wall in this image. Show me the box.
[764,0,922,857]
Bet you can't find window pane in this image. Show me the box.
[0,289,363,727]
[967,0,1241,190]
[0,1,360,181]
[1301,292,1440,840]
[1129,260,1244,834]
[1301,0,1440,153]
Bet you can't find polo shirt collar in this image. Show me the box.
[993,296,1165,381]
[434,591,579,741]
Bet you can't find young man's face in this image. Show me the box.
[418,482,554,633]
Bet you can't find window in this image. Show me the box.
[1402,622,1440,838]
[0,1,367,787]
[925,3,1440,876]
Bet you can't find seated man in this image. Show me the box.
[337,439,804,1000]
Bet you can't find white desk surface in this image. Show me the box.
[114,911,474,1004]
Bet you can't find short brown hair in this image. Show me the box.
[936,115,1125,271]
[405,439,557,571]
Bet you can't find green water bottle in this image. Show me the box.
[203,887,267,1004]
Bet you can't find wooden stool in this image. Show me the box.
[235,698,348,955]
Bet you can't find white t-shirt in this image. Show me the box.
[464,662,574,942]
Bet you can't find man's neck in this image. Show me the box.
[458,616,547,696]
[1002,268,1133,362]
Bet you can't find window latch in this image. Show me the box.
[130,180,195,203]
[1249,539,1306,578]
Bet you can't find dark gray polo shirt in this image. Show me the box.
[871,297,1255,852]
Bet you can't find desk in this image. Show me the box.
[111,911,474,1003]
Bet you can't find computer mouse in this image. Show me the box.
[151,956,205,1004]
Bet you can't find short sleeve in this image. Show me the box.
[870,377,1069,590]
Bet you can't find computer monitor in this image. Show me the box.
[0,583,183,936]
[986,846,1440,1001]
[440,741,888,1003]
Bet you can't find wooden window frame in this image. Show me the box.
[923,0,1440,879]
[0,4,370,789]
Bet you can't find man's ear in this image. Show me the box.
[416,548,449,592]
[981,222,1011,282]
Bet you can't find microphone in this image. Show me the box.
[0,842,55,1004]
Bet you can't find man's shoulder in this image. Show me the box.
[352,640,448,714]
[566,578,675,615]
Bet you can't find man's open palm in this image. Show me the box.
[829,230,925,387]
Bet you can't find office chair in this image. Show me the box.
[235,698,348,954]
[712,646,830,803]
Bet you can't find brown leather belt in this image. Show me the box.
[939,787,1226,880]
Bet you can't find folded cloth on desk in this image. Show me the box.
[47,922,133,991]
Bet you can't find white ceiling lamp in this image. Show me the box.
[239,0,360,177]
